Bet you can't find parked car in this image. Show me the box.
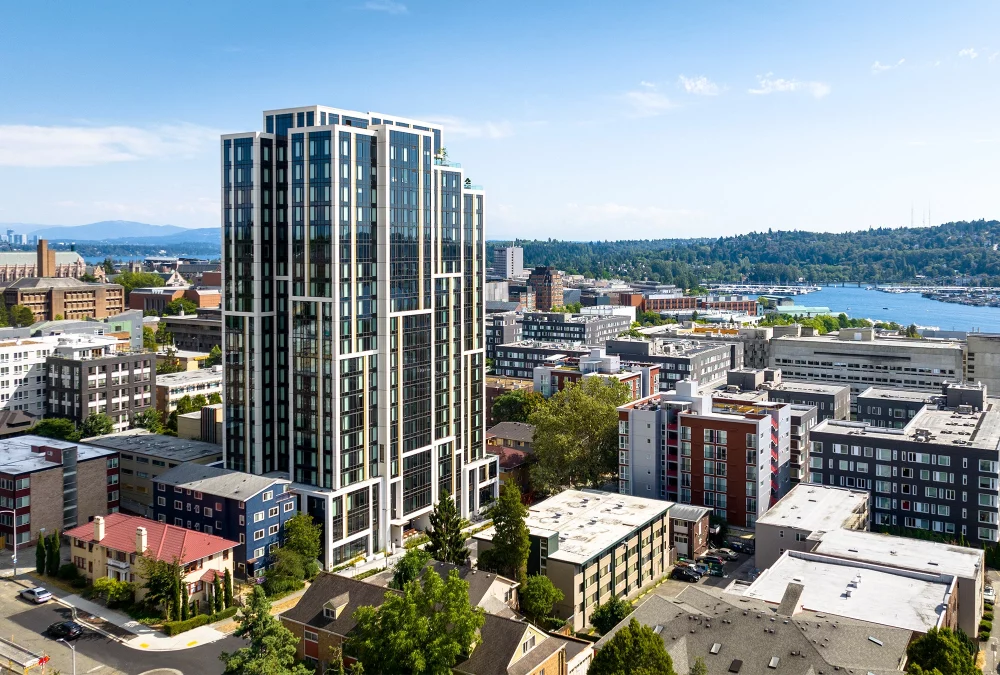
[698,554,727,566]
[729,540,755,554]
[675,561,703,577]
[19,588,52,604]
[47,621,84,640]
[713,548,739,561]
[703,563,727,577]
[985,586,996,606]
[671,566,700,582]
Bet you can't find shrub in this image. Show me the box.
[979,620,992,633]
[211,606,239,622]
[354,567,383,581]
[58,563,80,580]
[163,614,211,636]
[405,534,430,550]
[985,611,994,622]
[71,577,88,589]
[264,580,305,602]
[980,630,990,641]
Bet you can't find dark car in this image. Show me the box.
[730,540,755,554]
[671,567,700,582]
[698,554,727,566]
[47,621,84,640]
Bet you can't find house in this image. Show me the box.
[486,422,536,495]
[365,560,520,617]
[279,572,592,675]
[152,463,296,578]
[64,513,238,612]
[666,504,712,559]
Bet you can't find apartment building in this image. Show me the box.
[222,107,497,568]
[808,382,1000,545]
[493,341,591,379]
[725,368,850,421]
[0,436,119,548]
[616,381,792,527]
[45,335,154,430]
[521,312,630,347]
[473,489,672,632]
[789,404,818,484]
[856,386,939,428]
[533,348,659,401]
[490,245,523,280]
[605,338,738,390]
[155,367,223,414]
[967,333,1000,391]
[527,266,564,311]
[770,328,965,409]
[0,337,56,415]
[485,311,521,361]
[160,312,222,352]
[85,430,223,516]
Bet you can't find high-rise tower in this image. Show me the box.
[222,107,497,568]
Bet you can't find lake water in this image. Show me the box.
[800,286,1000,333]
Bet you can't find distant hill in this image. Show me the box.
[27,221,191,241]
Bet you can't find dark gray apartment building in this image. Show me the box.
[45,336,154,433]
[160,311,222,353]
[520,311,629,347]
[724,368,850,421]
[485,311,521,361]
[789,404,818,485]
[493,341,591,379]
[856,386,940,428]
[808,382,1000,546]
[605,337,738,390]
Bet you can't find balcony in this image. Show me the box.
[433,157,462,168]
[107,558,130,571]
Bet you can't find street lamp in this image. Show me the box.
[57,638,76,675]
[0,508,16,577]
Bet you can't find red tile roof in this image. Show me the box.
[64,513,237,565]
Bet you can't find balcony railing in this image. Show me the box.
[433,157,462,168]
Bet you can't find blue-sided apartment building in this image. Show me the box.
[152,464,297,578]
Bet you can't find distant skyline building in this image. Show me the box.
[491,245,523,280]
[222,106,497,567]
[527,265,563,311]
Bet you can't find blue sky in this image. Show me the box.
[0,1,998,240]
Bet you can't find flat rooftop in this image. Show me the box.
[473,488,672,566]
[773,333,965,350]
[156,368,224,386]
[0,435,116,475]
[85,429,223,461]
[857,386,938,403]
[814,406,1000,450]
[812,529,983,579]
[498,340,593,352]
[744,551,952,633]
[756,484,868,533]
[770,380,849,395]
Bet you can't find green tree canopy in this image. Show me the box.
[391,548,431,590]
[590,596,634,635]
[79,412,114,438]
[519,574,563,623]
[32,417,79,441]
[132,408,165,434]
[220,585,312,675]
[589,618,677,675]
[689,656,708,675]
[117,271,165,296]
[137,556,183,620]
[283,513,322,562]
[477,481,530,586]
[904,627,978,675]
[142,325,157,350]
[529,377,632,493]
[163,298,198,316]
[348,567,486,674]
[208,392,223,405]
[206,344,223,367]
[491,389,543,424]
[426,492,469,566]
[9,304,35,327]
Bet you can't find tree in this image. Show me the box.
[32,418,79,441]
[206,344,223,367]
[46,531,61,576]
[116,271,165,296]
[163,298,198,316]
[35,538,46,575]
[79,412,114,439]
[391,548,431,590]
[220,585,312,675]
[283,513,322,563]
[102,257,115,275]
[181,582,190,620]
[155,321,173,345]
[138,556,183,620]
[529,378,632,493]
[618,324,646,340]
[689,657,708,675]
[224,568,234,608]
[590,596,634,635]
[520,574,563,623]
[426,492,469,566]
[905,627,978,675]
[478,481,530,585]
[348,568,486,674]
[157,347,184,375]
[143,325,157,350]
[9,305,35,327]
[214,576,225,613]
[589,618,677,675]
[80,273,99,283]
[132,408,164,434]
[906,323,922,338]
[263,548,305,596]
[491,389,543,424]
[0,303,8,328]
[92,577,135,605]
[208,392,223,405]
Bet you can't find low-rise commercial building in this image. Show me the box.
[723,368,850,421]
[155,348,211,372]
[85,430,223,516]
[65,513,237,611]
[473,488,672,632]
[855,386,939,428]
[155,367,223,413]
[128,286,221,314]
[152,464,296,577]
[177,403,223,444]
[0,436,119,548]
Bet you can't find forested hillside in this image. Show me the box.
[491,220,1000,285]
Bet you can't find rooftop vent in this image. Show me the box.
[711,643,722,655]
[768,657,780,669]
[868,636,883,646]
[729,660,743,673]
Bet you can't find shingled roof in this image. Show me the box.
[64,512,237,565]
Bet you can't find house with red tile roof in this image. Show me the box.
[64,512,238,611]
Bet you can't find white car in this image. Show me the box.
[984,586,996,606]
[19,587,52,604]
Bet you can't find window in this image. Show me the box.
[268,507,279,518]
[283,502,294,512]
[253,511,264,523]
[522,635,536,654]
[268,524,279,535]
[304,630,318,642]
[204,508,213,518]
[157,483,165,492]
[157,496,166,506]
[253,547,266,560]
[254,529,264,540]
[262,490,273,501]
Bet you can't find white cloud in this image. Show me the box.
[871,58,905,74]
[0,123,220,168]
[748,73,831,98]
[362,0,407,14]
[425,116,513,139]
[990,52,999,63]
[678,75,720,96]
[639,80,656,88]
[958,48,978,59]
[623,84,676,117]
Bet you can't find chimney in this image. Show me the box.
[94,516,105,541]
[37,239,56,278]
[136,526,148,554]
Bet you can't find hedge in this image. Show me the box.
[979,620,992,633]
[162,606,239,636]
[405,534,430,550]
[980,631,991,641]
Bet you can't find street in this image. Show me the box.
[1,584,241,675]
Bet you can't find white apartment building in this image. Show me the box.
[0,337,59,414]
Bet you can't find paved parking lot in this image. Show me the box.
[655,549,758,599]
